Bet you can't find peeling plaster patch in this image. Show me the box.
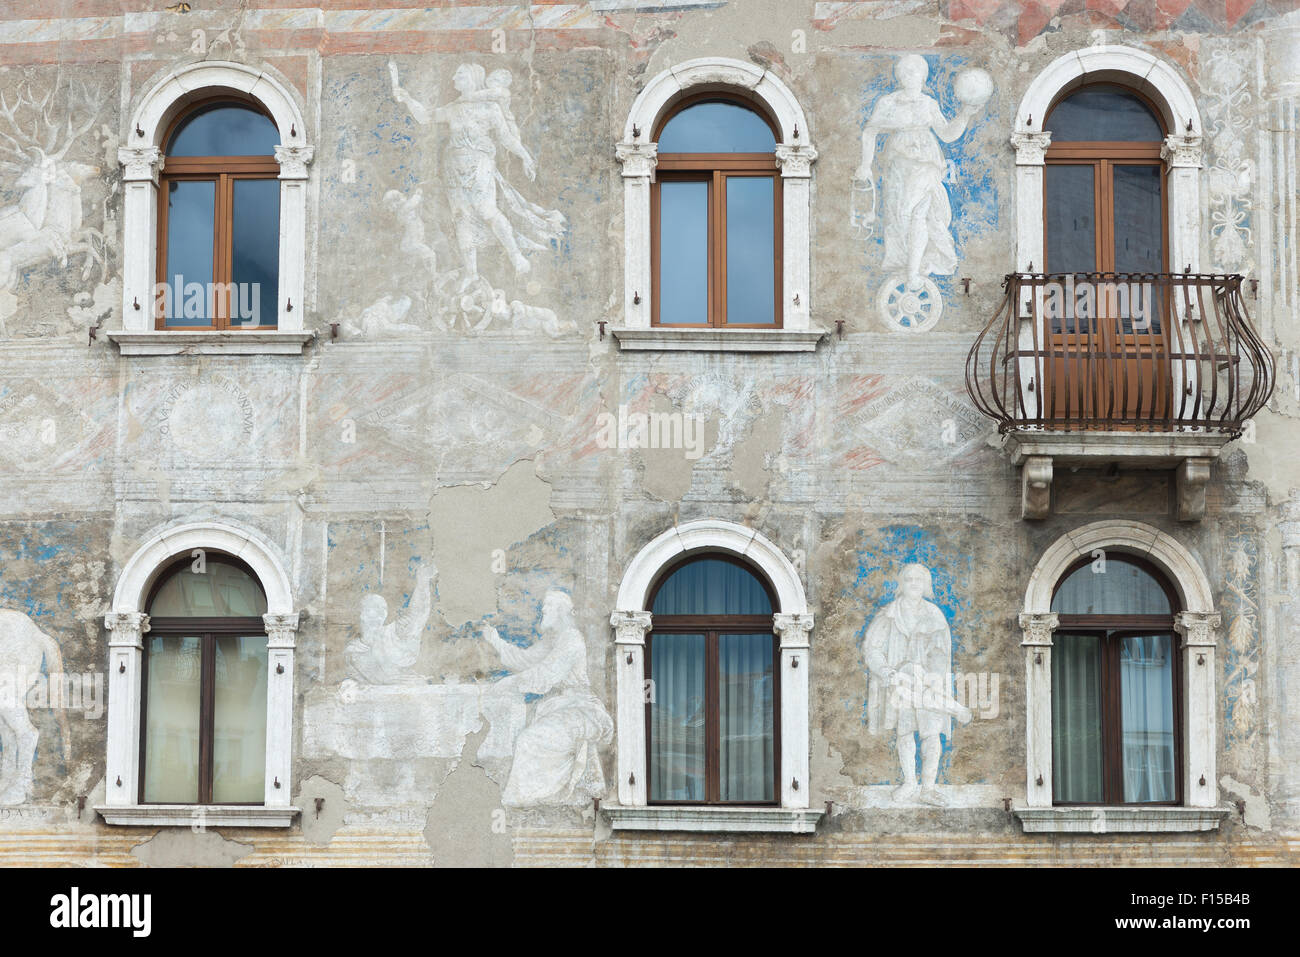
[423,726,514,867]
[295,774,347,846]
[729,407,785,499]
[429,459,554,626]
[809,725,855,803]
[637,394,713,503]
[1220,775,1270,830]
[130,828,254,868]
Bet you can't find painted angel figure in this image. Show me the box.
[345,564,437,684]
[483,590,613,807]
[853,55,987,291]
[389,61,565,288]
[863,563,971,806]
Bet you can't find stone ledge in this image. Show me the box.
[95,805,300,828]
[1000,429,1234,467]
[603,804,823,834]
[107,330,316,356]
[610,327,827,353]
[1012,805,1232,834]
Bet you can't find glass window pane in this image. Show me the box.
[649,633,706,801]
[1045,164,1095,276]
[657,100,776,152]
[651,557,773,616]
[718,633,774,802]
[1045,85,1163,142]
[149,557,268,618]
[1120,634,1176,802]
[1051,633,1103,803]
[143,635,202,803]
[212,636,268,804]
[1051,559,1172,615]
[725,176,775,325]
[659,180,709,325]
[168,102,280,156]
[231,178,280,328]
[1113,164,1163,273]
[163,179,216,327]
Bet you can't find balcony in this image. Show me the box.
[966,273,1275,520]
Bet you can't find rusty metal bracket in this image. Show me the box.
[597,320,608,340]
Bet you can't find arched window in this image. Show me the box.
[652,95,781,329]
[1048,555,1180,805]
[156,100,281,330]
[646,555,778,804]
[140,554,270,805]
[1044,84,1166,277]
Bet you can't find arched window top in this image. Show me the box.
[1045,84,1164,143]
[1050,556,1175,616]
[650,555,775,616]
[656,96,777,153]
[167,100,280,157]
[147,554,268,618]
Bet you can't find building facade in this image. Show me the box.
[0,0,1297,866]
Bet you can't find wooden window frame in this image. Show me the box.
[155,97,280,331]
[651,93,783,329]
[1050,554,1184,807]
[644,554,781,806]
[138,555,269,806]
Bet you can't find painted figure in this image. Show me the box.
[483,590,612,806]
[389,61,565,287]
[852,55,991,331]
[863,563,971,805]
[346,564,437,684]
[0,610,71,805]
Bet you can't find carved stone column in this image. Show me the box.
[773,612,814,807]
[1018,612,1057,807]
[611,610,652,805]
[273,145,314,331]
[262,613,300,808]
[117,146,163,332]
[615,141,657,328]
[1174,610,1221,808]
[775,143,818,331]
[103,612,149,806]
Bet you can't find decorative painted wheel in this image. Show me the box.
[878,276,943,332]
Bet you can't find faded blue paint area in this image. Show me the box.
[853,53,1000,265]
[842,525,974,785]
[1222,524,1260,752]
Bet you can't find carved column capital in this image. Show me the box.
[262,612,300,649]
[772,612,814,648]
[1018,612,1059,646]
[1161,133,1203,169]
[118,146,164,184]
[1010,131,1052,166]
[615,141,658,179]
[105,612,150,647]
[775,143,818,178]
[610,610,652,645]
[1174,610,1221,647]
[274,145,314,180]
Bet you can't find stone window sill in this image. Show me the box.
[107,330,316,356]
[611,327,827,353]
[1012,805,1232,834]
[95,805,299,828]
[602,804,823,834]
[1000,429,1234,467]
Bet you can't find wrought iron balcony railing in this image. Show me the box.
[966,272,1275,436]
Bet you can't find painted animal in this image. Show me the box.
[0,609,71,805]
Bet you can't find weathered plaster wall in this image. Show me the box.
[0,0,1298,866]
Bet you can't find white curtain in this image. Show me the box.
[649,633,706,801]
[1051,634,1103,803]
[1120,635,1175,802]
[718,633,774,802]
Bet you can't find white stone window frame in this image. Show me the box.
[110,61,315,356]
[96,521,300,827]
[1014,520,1230,834]
[613,57,824,353]
[605,519,821,833]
